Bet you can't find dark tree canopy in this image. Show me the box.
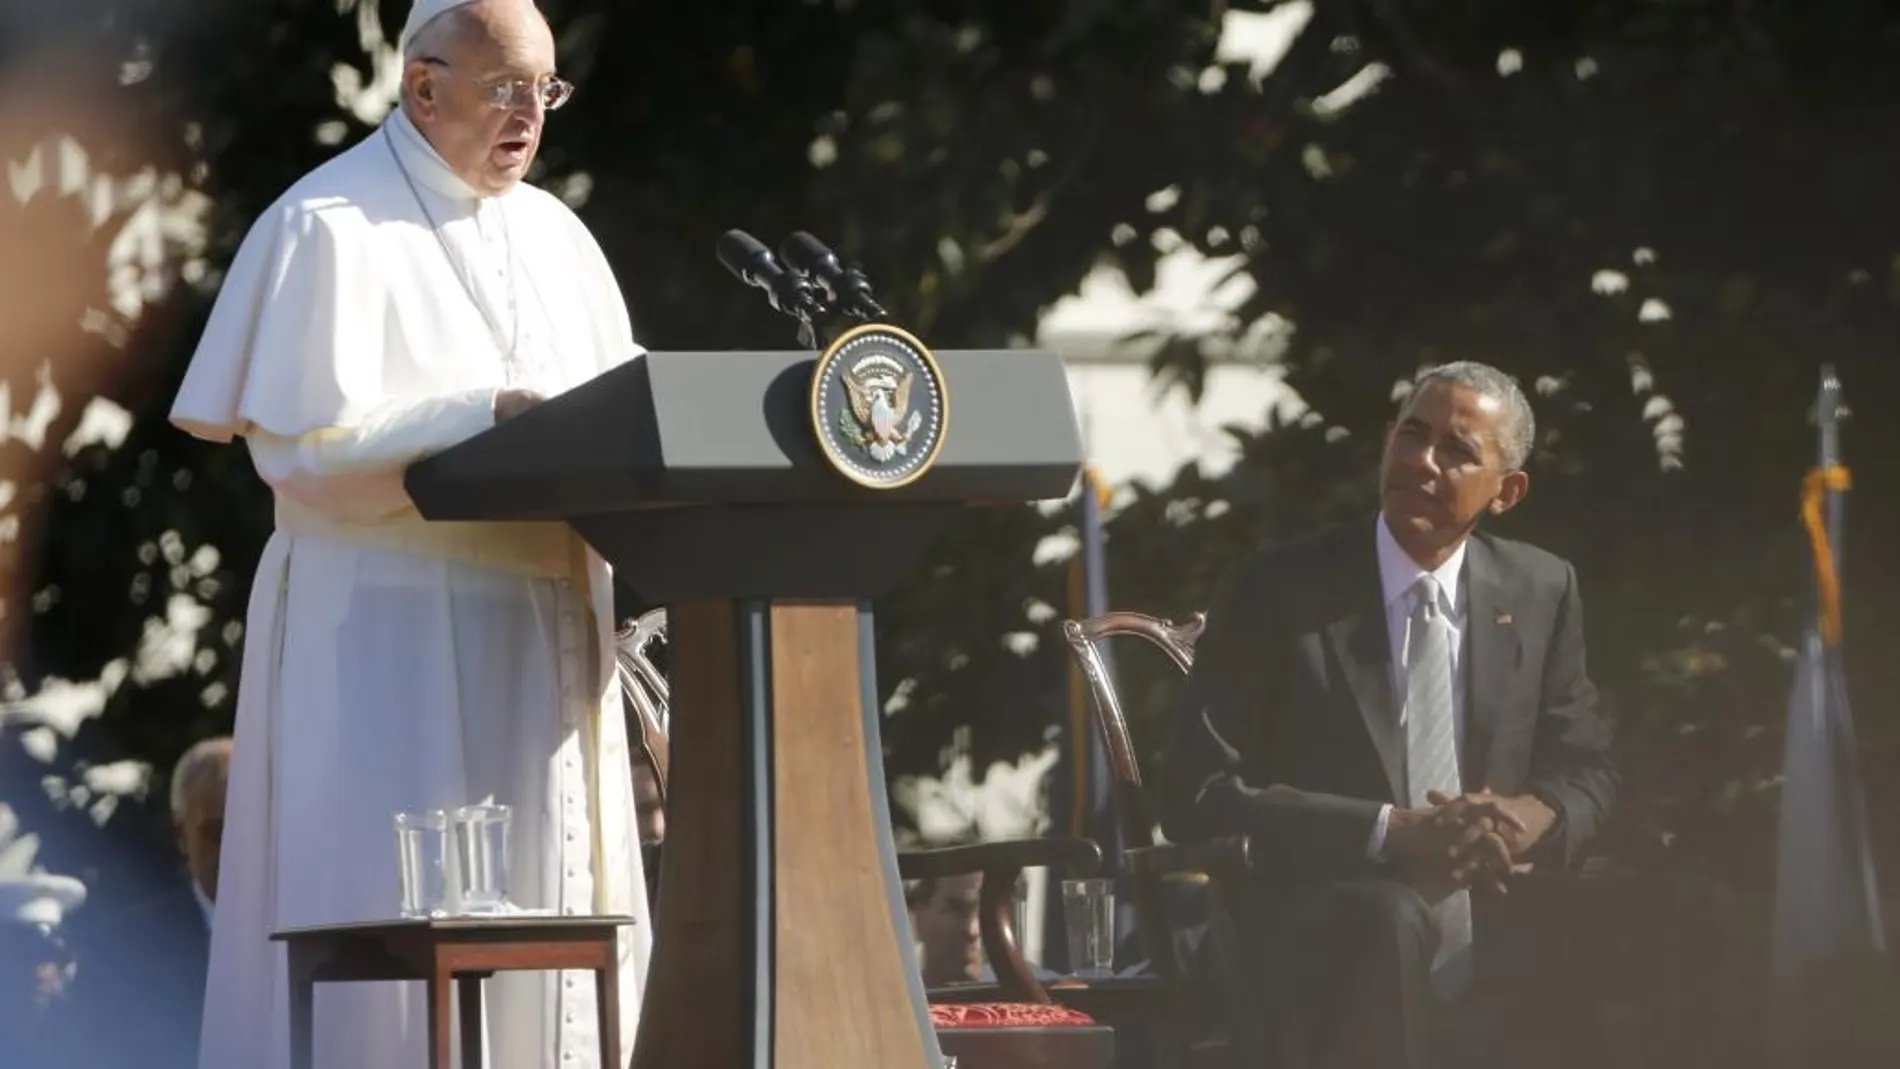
[6,2,1900,986]
[1100,0,1900,896]
[7,0,1233,883]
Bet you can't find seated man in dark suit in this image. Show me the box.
[58,736,230,1069]
[1161,361,1617,1068]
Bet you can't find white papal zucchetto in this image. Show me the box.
[397,0,490,59]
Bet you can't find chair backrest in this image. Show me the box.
[618,607,670,732]
[616,608,671,816]
[1059,611,1205,842]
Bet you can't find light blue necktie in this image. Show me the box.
[1404,575,1473,1000]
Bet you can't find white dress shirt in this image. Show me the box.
[1366,514,1469,859]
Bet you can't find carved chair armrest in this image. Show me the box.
[1124,835,1251,879]
[897,837,1104,1003]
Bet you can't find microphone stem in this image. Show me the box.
[807,311,850,351]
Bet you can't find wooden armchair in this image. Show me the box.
[1060,611,1252,1069]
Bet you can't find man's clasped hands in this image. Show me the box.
[1385,789,1559,894]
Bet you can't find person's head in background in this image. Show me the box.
[171,737,232,903]
[906,874,982,985]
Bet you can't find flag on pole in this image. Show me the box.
[1770,366,1885,1050]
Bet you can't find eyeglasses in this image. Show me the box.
[420,58,574,112]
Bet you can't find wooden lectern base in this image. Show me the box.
[633,599,942,1068]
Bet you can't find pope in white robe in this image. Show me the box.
[168,1,650,1066]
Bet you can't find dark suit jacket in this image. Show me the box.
[1161,522,1617,888]
[51,878,210,1069]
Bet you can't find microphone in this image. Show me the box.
[716,229,826,324]
[778,231,887,320]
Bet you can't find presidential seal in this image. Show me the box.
[809,322,949,489]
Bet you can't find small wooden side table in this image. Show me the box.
[271,915,635,1069]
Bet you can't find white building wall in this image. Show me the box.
[1062,359,1297,492]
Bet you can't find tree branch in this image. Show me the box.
[977,116,1105,263]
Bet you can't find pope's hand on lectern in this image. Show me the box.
[495,387,548,423]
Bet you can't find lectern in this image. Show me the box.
[405,334,1082,1068]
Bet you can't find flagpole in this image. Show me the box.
[1047,467,1118,973]
[1060,470,1110,838]
[1814,366,1884,951]
[1817,365,1843,575]
[1773,367,1887,1063]
[1075,468,1140,969]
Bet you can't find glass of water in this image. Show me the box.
[394,810,454,918]
[1061,878,1116,977]
[451,803,513,914]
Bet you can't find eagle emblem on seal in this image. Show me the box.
[838,359,925,462]
[809,322,948,490]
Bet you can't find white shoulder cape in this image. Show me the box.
[170,113,642,445]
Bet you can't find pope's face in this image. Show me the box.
[408,0,557,196]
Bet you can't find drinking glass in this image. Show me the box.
[451,803,513,914]
[1061,878,1115,977]
[393,810,454,918]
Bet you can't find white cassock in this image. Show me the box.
[170,103,650,1069]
